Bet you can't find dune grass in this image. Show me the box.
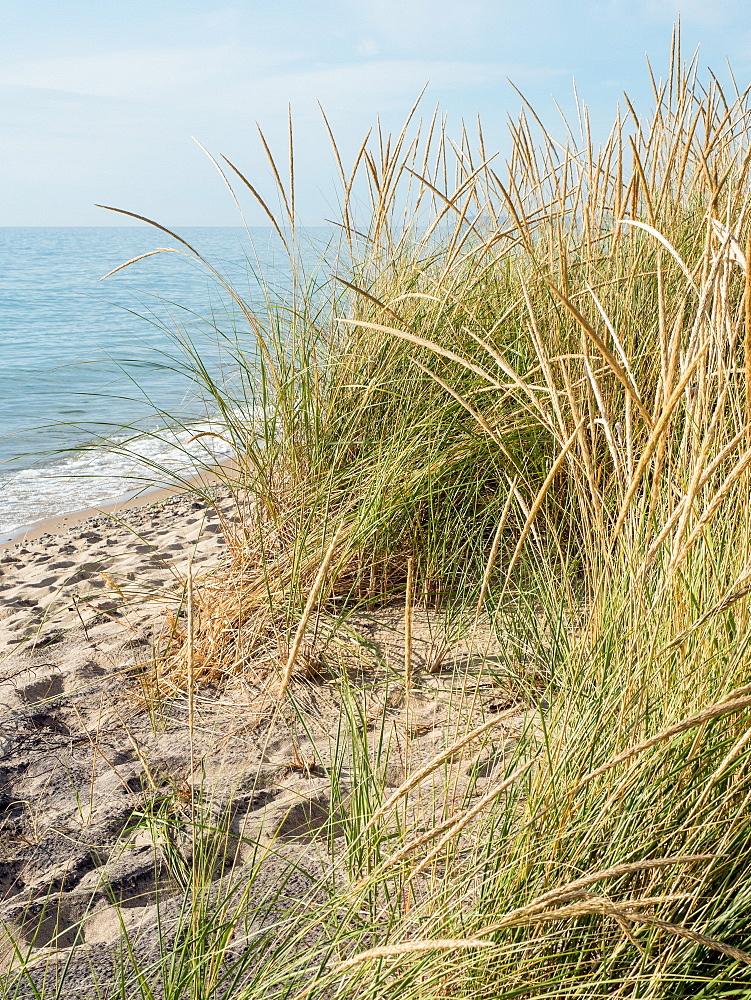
[7,28,751,998]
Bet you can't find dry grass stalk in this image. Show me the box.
[404,556,414,695]
[278,526,345,698]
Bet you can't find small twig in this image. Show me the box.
[71,595,91,641]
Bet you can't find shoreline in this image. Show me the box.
[1,460,236,549]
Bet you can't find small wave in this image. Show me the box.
[0,421,236,539]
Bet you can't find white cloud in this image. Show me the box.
[220,59,562,117]
[338,0,507,53]
[355,39,381,58]
[0,46,252,100]
[0,42,563,117]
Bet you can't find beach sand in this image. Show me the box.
[0,485,520,993]
[0,483,231,653]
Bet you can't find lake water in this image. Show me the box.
[0,226,323,541]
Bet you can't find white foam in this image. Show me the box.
[0,421,235,539]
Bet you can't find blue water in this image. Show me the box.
[0,226,320,538]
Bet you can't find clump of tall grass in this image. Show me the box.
[140,33,751,692]
[23,28,751,998]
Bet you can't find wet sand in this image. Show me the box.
[4,459,236,547]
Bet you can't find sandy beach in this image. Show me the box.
[0,486,519,994]
[0,486,230,660]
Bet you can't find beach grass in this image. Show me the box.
[7,27,751,998]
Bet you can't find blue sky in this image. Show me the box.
[0,0,749,226]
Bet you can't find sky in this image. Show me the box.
[0,0,749,227]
